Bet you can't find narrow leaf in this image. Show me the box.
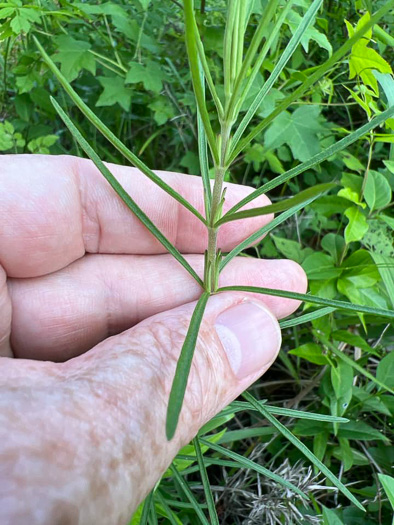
[51,97,204,288]
[33,36,206,225]
[280,307,336,329]
[220,197,317,271]
[166,292,210,440]
[217,183,335,225]
[242,391,365,512]
[229,0,323,154]
[197,62,212,218]
[170,465,210,525]
[199,438,308,499]
[227,106,394,216]
[229,0,394,162]
[192,437,219,525]
[140,491,155,525]
[218,285,394,319]
[230,400,349,423]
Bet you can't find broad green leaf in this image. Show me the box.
[53,35,96,82]
[337,420,389,442]
[376,352,394,389]
[51,98,203,289]
[226,106,394,216]
[338,437,354,472]
[271,235,305,264]
[9,7,40,34]
[378,474,394,510]
[166,293,209,440]
[264,105,325,162]
[289,343,329,365]
[199,438,308,499]
[192,437,219,525]
[96,76,132,111]
[314,432,328,462]
[344,206,369,243]
[125,61,165,93]
[216,183,334,225]
[285,10,332,55]
[242,392,365,512]
[332,330,374,354]
[374,71,394,107]
[229,1,394,162]
[331,362,353,400]
[347,13,392,95]
[364,170,392,211]
[339,250,380,289]
[34,37,206,224]
[321,233,345,264]
[323,506,345,525]
[218,285,394,319]
[302,252,342,280]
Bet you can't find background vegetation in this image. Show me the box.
[1,0,394,523]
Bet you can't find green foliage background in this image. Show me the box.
[1,0,394,523]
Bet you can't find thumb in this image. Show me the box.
[68,291,281,518]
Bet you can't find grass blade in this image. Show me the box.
[242,391,365,512]
[192,437,219,525]
[279,307,336,329]
[229,0,323,155]
[217,183,335,225]
[166,292,210,440]
[229,0,394,162]
[199,438,308,499]
[155,491,182,525]
[220,197,317,271]
[315,332,394,395]
[170,464,210,525]
[229,400,349,422]
[33,36,206,225]
[52,97,204,288]
[226,106,394,215]
[217,285,394,319]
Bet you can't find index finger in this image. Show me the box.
[0,154,272,278]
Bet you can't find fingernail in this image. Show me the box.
[215,301,281,379]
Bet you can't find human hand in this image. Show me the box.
[0,155,307,524]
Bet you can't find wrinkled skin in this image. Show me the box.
[0,156,307,524]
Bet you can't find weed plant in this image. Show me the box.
[2,0,394,522]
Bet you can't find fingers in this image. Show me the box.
[0,265,12,357]
[0,155,272,278]
[0,292,280,523]
[9,255,307,361]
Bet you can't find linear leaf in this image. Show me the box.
[51,98,204,288]
[192,437,219,525]
[155,491,182,525]
[197,62,212,219]
[33,36,206,225]
[226,106,394,216]
[229,0,323,154]
[220,197,317,271]
[183,0,219,163]
[217,183,335,226]
[140,490,155,525]
[217,285,394,319]
[170,465,210,525]
[229,400,349,422]
[315,333,394,395]
[199,438,308,499]
[279,307,336,328]
[166,292,210,440]
[229,0,394,162]
[242,392,365,512]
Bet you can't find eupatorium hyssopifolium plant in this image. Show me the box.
[34,0,394,511]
